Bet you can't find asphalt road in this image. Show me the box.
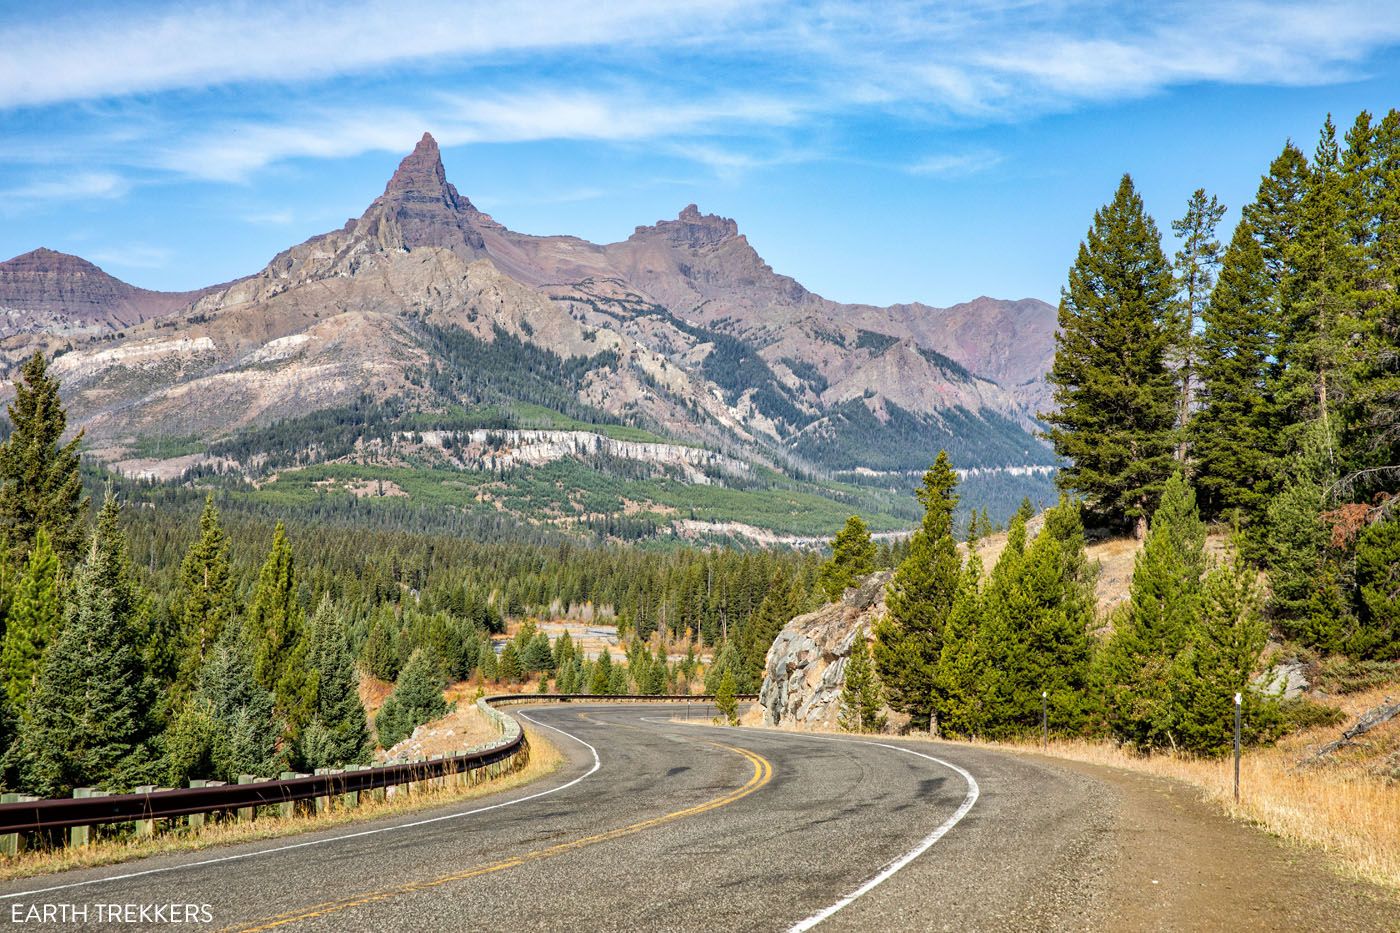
[0,703,1394,932]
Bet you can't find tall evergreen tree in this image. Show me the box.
[714,669,738,726]
[1171,188,1227,462]
[743,570,795,690]
[818,515,878,601]
[16,541,159,795]
[375,649,447,748]
[1264,418,1349,650]
[498,642,523,683]
[172,496,236,709]
[1192,220,1280,522]
[297,596,371,770]
[0,529,60,715]
[1352,516,1400,660]
[247,523,311,733]
[934,525,986,737]
[166,623,281,784]
[0,353,87,566]
[838,629,885,733]
[1171,550,1274,756]
[874,453,961,730]
[1100,473,1207,751]
[1243,141,1309,286]
[1044,175,1181,538]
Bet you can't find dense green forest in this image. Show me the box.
[0,353,877,796]
[856,109,1398,751]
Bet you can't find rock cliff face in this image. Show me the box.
[759,571,897,730]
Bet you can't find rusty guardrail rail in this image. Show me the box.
[0,693,756,837]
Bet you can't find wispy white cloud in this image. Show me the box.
[0,1,757,109]
[0,171,131,205]
[906,150,1004,178]
[158,90,806,181]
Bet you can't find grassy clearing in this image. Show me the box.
[0,726,562,882]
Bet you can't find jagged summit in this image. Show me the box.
[355,131,486,257]
[630,204,740,249]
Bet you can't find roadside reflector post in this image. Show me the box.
[1041,690,1048,750]
[1233,692,1243,804]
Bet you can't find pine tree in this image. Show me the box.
[498,642,523,683]
[1172,550,1274,756]
[0,353,88,567]
[0,529,60,714]
[874,453,961,730]
[247,523,311,733]
[1044,175,1180,538]
[477,640,499,682]
[818,515,878,601]
[934,528,985,737]
[607,661,629,695]
[714,669,738,726]
[1277,116,1353,435]
[1100,473,1207,750]
[1264,418,1348,650]
[16,543,159,795]
[166,623,281,783]
[375,649,447,748]
[743,571,795,690]
[1192,220,1280,522]
[588,650,612,694]
[838,630,884,733]
[363,611,401,681]
[1171,189,1227,462]
[297,596,371,770]
[1352,517,1400,660]
[172,496,236,709]
[1243,141,1309,286]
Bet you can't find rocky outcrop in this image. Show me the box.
[759,571,895,730]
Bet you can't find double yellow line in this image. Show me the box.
[230,743,773,932]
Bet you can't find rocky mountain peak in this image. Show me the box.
[4,247,106,277]
[381,132,466,207]
[631,204,740,249]
[355,131,486,257]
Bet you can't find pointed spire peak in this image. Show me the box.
[382,131,456,203]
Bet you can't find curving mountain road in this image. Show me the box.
[1,703,1394,931]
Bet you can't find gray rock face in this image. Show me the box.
[759,571,893,729]
[1255,659,1310,699]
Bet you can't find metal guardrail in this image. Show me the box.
[0,693,757,836]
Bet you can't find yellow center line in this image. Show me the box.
[226,743,773,933]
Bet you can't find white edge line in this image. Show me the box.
[0,709,601,900]
[641,717,980,932]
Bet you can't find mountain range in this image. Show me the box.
[0,133,1059,538]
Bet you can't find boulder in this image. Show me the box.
[759,570,898,730]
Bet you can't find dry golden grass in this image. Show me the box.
[977,686,1400,892]
[0,725,562,882]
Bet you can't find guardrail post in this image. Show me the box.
[342,766,363,808]
[133,786,157,837]
[0,793,25,855]
[313,769,331,814]
[429,755,444,791]
[186,781,209,831]
[69,788,99,847]
[237,775,258,822]
[277,773,299,819]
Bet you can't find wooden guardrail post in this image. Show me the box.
[186,781,209,831]
[69,788,102,847]
[0,793,26,855]
[313,769,331,814]
[342,766,364,808]
[133,786,157,837]
[237,775,258,822]
[277,773,299,819]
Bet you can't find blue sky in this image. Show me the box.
[2,1,1399,306]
